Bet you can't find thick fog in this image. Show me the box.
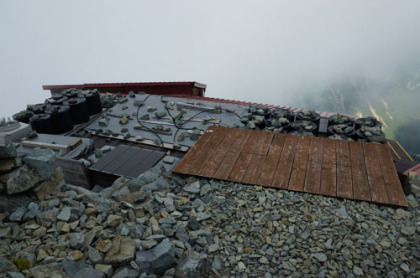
[1,1,420,152]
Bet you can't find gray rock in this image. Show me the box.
[63,261,104,278]
[337,206,348,217]
[23,148,56,180]
[163,156,175,164]
[112,267,139,278]
[57,207,72,222]
[0,143,17,159]
[401,226,415,236]
[104,237,136,265]
[142,176,170,192]
[6,272,25,278]
[176,251,209,278]
[89,246,103,264]
[0,258,18,273]
[9,207,27,222]
[136,238,175,275]
[200,184,212,196]
[211,256,221,270]
[353,266,364,276]
[137,169,159,184]
[70,233,85,249]
[0,227,11,238]
[188,218,200,231]
[183,182,200,193]
[6,165,41,194]
[36,208,59,227]
[311,253,327,262]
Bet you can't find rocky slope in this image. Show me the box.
[0,147,419,277]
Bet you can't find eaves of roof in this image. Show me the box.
[404,163,420,176]
[170,95,354,119]
[43,81,207,90]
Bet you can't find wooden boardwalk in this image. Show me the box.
[173,126,407,207]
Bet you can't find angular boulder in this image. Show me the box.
[6,165,41,194]
[33,167,65,201]
[23,148,56,180]
[176,252,210,278]
[135,238,175,275]
[0,143,17,159]
[104,237,136,265]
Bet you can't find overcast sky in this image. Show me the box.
[1,0,420,118]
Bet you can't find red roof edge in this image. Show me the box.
[404,163,420,176]
[43,81,206,91]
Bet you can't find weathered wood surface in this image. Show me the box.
[173,126,407,207]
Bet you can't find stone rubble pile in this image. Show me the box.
[0,149,212,278]
[0,142,419,277]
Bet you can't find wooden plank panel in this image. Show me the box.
[213,150,241,180]
[349,141,371,202]
[242,130,263,154]
[363,143,389,204]
[229,129,251,152]
[320,139,337,196]
[228,152,253,182]
[218,128,242,150]
[173,126,221,174]
[174,127,406,207]
[337,165,353,199]
[304,138,324,194]
[320,164,337,196]
[192,128,240,176]
[199,148,227,178]
[271,135,299,189]
[288,136,311,191]
[257,133,286,186]
[174,126,229,174]
[322,139,336,165]
[242,154,266,184]
[375,144,407,207]
[256,131,274,156]
[336,140,351,166]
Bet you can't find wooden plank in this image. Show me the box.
[363,143,389,204]
[108,147,144,174]
[228,152,253,182]
[337,165,353,199]
[304,137,324,194]
[256,131,274,156]
[271,135,299,189]
[213,150,241,180]
[320,139,337,196]
[22,141,69,150]
[242,154,266,184]
[173,126,227,174]
[199,147,228,178]
[242,130,263,154]
[336,140,351,166]
[257,133,286,186]
[375,144,407,207]
[230,129,251,152]
[288,136,311,191]
[349,141,371,202]
[188,128,238,175]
